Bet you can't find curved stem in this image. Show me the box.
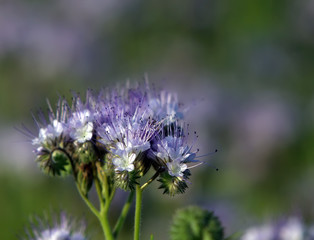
[76,183,100,219]
[76,182,114,240]
[95,176,105,210]
[96,161,110,200]
[113,191,135,239]
[140,170,161,191]
[134,185,142,240]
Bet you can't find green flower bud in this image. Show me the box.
[76,141,97,164]
[114,170,139,191]
[170,206,224,240]
[133,152,151,177]
[158,169,191,196]
[77,162,94,196]
[36,149,71,176]
[96,155,115,198]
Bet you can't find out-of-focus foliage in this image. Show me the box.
[170,206,224,240]
[1,0,314,239]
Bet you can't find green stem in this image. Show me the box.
[140,169,161,191]
[95,163,115,240]
[95,174,105,210]
[134,185,143,240]
[77,182,114,240]
[76,183,100,219]
[96,162,110,200]
[99,211,114,240]
[113,191,135,239]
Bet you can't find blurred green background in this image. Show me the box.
[1,0,314,239]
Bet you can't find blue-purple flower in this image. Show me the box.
[27,81,202,194]
[24,213,86,240]
[68,109,94,143]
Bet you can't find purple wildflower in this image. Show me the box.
[24,212,86,240]
[153,122,197,178]
[26,81,203,194]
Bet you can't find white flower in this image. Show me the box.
[156,136,194,163]
[69,110,94,143]
[70,121,93,143]
[111,137,150,172]
[40,228,70,240]
[241,225,274,240]
[279,218,303,240]
[27,213,86,240]
[148,91,183,122]
[166,161,187,177]
[112,149,136,172]
[32,120,64,146]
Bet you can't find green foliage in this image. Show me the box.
[170,206,224,240]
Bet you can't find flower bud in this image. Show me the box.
[133,152,151,177]
[76,141,97,164]
[97,156,115,199]
[158,169,191,196]
[76,163,94,196]
[114,170,139,191]
[36,149,71,176]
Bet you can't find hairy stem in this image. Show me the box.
[140,169,162,191]
[113,191,135,239]
[134,185,143,240]
[76,183,100,219]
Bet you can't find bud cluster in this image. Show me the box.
[28,82,200,196]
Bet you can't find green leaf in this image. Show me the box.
[170,206,224,240]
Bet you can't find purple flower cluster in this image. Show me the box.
[28,82,198,195]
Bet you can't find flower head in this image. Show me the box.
[24,212,86,240]
[25,81,205,194]
[32,120,64,148]
[153,124,197,178]
[147,90,184,122]
[68,109,94,143]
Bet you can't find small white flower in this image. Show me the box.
[48,120,64,137]
[112,150,136,172]
[241,225,274,240]
[148,91,183,122]
[279,218,303,240]
[69,110,94,143]
[156,136,194,163]
[71,121,93,143]
[40,228,70,240]
[166,161,187,177]
[27,213,86,240]
[32,120,64,146]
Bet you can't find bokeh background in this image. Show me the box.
[1,0,314,239]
